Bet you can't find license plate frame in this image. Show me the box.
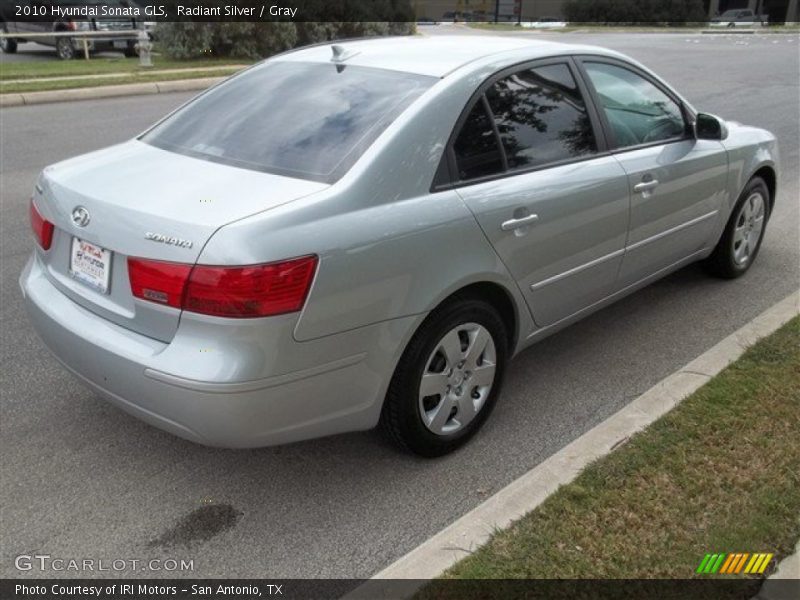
[113,40,128,49]
[69,237,112,295]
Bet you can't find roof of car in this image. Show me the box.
[275,35,609,78]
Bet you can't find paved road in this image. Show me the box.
[1,41,60,62]
[1,32,798,579]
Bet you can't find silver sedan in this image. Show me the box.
[20,36,778,456]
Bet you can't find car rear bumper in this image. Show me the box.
[20,253,417,448]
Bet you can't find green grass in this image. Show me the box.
[467,22,707,33]
[0,68,243,93]
[427,316,800,586]
[467,22,800,33]
[0,55,252,81]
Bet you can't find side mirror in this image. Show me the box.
[694,113,729,141]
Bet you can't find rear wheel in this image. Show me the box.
[704,177,769,278]
[1,25,18,54]
[380,296,508,457]
[56,37,75,60]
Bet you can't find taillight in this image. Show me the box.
[185,256,318,318]
[127,255,317,318]
[30,200,54,251]
[128,258,192,309]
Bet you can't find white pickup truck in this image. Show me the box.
[0,0,139,59]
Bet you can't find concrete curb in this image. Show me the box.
[0,76,224,107]
[753,541,800,600]
[346,291,800,598]
[702,29,757,34]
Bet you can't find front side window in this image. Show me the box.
[485,63,598,171]
[142,62,434,183]
[583,62,686,149]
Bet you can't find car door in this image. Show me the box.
[577,58,728,289]
[738,10,756,25]
[12,1,48,37]
[448,59,630,328]
[7,0,31,34]
[14,0,46,36]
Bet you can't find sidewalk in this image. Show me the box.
[0,64,247,85]
[755,541,800,600]
[348,296,799,598]
[0,76,225,107]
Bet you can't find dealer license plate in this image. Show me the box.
[69,238,112,294]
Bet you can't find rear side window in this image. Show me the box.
[485,63,597,171]
[453,100,505,180]
[141,62,434,183]
[583,62,686,149]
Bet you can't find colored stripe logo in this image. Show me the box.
[696,553,774,574]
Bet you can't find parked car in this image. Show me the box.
[521,17,568,29]
[709,8,764,27]
[21,37,778,456]
[0,0,139,59]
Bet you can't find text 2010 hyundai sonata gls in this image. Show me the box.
[21,36,778,456]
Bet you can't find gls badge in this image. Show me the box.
[144,232,193,249]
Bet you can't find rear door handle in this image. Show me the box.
[634,179,660,193]
[501,214,539,231]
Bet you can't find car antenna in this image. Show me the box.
[331,44,360,69]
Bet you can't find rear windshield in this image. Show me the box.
[141,62,435,183]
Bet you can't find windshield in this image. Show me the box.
[141,62,435,183]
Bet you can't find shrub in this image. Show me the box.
[295,21,415,46]
[155,22,297,59]
[154,22,214,59]
[211,22,297,59]
[157,20,415,60]
[563,0,706,25]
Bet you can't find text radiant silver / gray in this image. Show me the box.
[20,36,778,456]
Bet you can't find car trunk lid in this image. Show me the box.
[34,140,328,342]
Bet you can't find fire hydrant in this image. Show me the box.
[137,28,153,68]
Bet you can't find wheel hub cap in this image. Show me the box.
[732,192,765,267]
[418,323,497,436]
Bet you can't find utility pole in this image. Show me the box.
[517,0,522,25]
[495,0,500,23]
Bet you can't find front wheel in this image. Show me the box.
[704,177,769,278]
[380,296,508,457]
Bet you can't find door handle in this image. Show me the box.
[501,214,539,231]
[634,179,660,193]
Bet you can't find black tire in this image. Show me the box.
[124,45,138,58]
[1,26,18,54]
[56,36,75,60]
[380,295,508,457]
[704,177,770,279]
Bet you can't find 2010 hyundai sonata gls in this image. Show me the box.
[21,36,778,456]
